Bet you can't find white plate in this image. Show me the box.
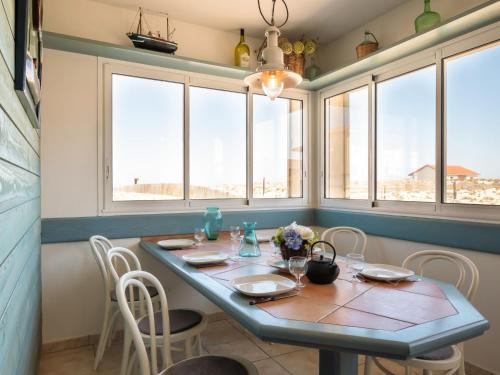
[267,258,290,274]
[182,251,228,265]
[157,239,196,250]
[231,274,296,297]
[360,264,415,281]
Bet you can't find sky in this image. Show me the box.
[112,77,301,191]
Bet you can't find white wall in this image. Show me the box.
[43,0,261,68]
[316,0,489,72]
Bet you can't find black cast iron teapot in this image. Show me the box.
[305,241,340,285]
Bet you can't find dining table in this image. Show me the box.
[140,232,489,375]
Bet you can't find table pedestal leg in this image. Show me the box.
[319,349,358,375]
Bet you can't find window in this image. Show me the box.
[324,86,369,199]
[444,41,500,206]
[252,94,303,198]
[376,66,436,202]
[189,87,247,199]
[103,62,309,213]
[112,74,184,201]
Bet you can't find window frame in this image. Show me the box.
[320,24,500,222]
[99,58,310,215]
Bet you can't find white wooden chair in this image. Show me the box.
[89,235,123,369]
[320,226,368,256]
[116,270,258,375]
[107,247,208,375]
[364,249,480,375]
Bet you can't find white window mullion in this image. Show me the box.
[247,88,254,206]
[435,49,443,214]
[184,76,191,208]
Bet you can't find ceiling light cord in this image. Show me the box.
[257,0,289,28]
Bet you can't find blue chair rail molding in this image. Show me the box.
[41,209,314,243]
[42,208,500,255]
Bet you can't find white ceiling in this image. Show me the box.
[91,0,408,43]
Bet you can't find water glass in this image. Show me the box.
[346,253,365,279]
[194,228,205,245]
[229,225,240,241]
[288,256,308,289]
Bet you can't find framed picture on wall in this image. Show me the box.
[15,0,43,129]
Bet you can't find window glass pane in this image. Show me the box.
[253,95,303,198]
[112,74,184,201]
[445,42,500,205]
[189,87,247,199]
[376,66,436,202]
[325,86,369,199]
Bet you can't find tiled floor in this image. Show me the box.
[38,316,417,375]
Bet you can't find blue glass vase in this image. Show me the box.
[204,207,223,240]
[239,222,261,257]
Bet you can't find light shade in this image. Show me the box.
[244,69,302,100]
[244,26,303,100]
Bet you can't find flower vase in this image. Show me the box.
[203,207,223,240]
[238,222,261,257]
[280,243,308,261]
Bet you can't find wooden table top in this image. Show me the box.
[141,233,488,359]
[145,233,455,332]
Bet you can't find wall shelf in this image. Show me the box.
[43,1,499,92]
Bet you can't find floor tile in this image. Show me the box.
[206,336,269,362]
[227,319,301,357]
[273,348,319,375]
[200,320,247,348]
[38,346,95,375]
[253,358,290,375]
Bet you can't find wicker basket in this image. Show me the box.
[356,31,379,59]
[285,53,305,77]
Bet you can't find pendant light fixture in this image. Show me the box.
[244,0,302,100]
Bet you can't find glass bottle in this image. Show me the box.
[415,0,441,33]
[238,222,261,257]
[203,207,223,240]
[234,28,250,68]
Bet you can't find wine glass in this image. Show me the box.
[288,256,308,289]
[229,225,240,241]
[346,252,365,281]
[194,228,205,246]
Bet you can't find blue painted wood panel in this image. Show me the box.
[0,2,41,373]
[41,208,314,243]
[315,209,500,255]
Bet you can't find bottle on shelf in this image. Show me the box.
[234,28,251,68]
[415,0,441,33]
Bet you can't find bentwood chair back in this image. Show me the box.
[106,248,208,375]
[89,235,117,369]
[116,270,258,375]
[365,249,480,375]
[321,226,367,256]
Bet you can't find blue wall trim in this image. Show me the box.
[41,209,314,244]
[315,209,500,255]
[42,208,500,255]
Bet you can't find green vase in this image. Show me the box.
[238,222,261,257]
[203,207,223,240]
[415,0,441,33]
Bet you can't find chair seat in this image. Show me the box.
[110,285,158,301]
[415,346,454,361]
[138,309,203,335]
[161,355,254,375]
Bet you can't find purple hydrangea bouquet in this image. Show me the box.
[272,222,318,261]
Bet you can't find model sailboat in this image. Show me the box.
[127,7,178,54]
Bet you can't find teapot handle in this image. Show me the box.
[310,241,337,263]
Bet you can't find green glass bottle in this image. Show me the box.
[415,0,441,33]
[234,28,250,68]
